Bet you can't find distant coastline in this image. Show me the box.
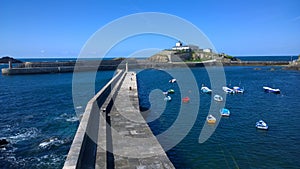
[1,57,294,75]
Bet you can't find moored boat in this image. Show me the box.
[169,78,176,83]
[233,86,244,93]
[256,120,268,130]
[164,96,171,101]
[214,95,223,102]
[167,89,175,94]
[263,86,280,94]
[222,86,235,94]
[220,108,230,116]
[182,97,190,103]
[201,86,212,94]
[206,114,216,124]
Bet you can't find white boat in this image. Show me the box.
[263,86,280,94]
[214,95,223,102]
[163,91,168,95]
[206,114,216,124]
[167,89,175,94]
[233,86,244,93]
[222,86,235,94]
[169,78,176,83]
[201,86,212,94]
[164,96,171,101]
[256,120,268,130]
[220,108,230,116]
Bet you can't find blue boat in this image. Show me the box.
[220,108,230,116]
[256,120,268,130]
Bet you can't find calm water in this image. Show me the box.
[1,56,300,168]
[137,66,300,169]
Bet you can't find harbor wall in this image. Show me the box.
[63,70,125,169]
[1,60,290,75]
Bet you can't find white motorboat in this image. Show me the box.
[222,86,235,94]
[256,120,268,130]
[233,86,244,93]
[201,86,212,94]
[263,86,280,94]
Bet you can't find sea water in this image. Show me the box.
[0,56,300,168]
[137,65,300,169]
[0,67,115,168]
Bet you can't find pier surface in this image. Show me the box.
[109,72,174,169]
[64,70,174,169]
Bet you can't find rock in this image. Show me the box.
[0,139,9,147]
[0,56,22,63]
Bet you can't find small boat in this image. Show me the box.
[182,97,190,103]
[263,86,280,94]
[206,114,216,124]
[168,89,175,94]
[163,91,168,95]
[256,120,268,130]
[169,78,176,83]
[220,108,230,116]
[164,96,171,101]
[214,95,223,102]
[233,86,244,93]
[222,86,235,94]
[201,86,212,94]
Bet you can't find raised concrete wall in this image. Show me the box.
[63,69,125,169]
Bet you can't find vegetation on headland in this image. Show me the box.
[0,56,22,63]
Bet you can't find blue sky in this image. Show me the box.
[0,0,299,58]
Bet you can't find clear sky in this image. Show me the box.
[1,0,299,58]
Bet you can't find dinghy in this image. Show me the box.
[168,89,175,94]
[164,96,171,101]
[220,108,230,116]
[182,97,190,103]
[201,86,212,94]
[206,114,216,124]
[169,79,176,83]
[256,120,268,130]
[214,95,223,102]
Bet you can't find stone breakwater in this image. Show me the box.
[1,59,290,75]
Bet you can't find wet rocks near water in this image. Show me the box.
[0,139,9,148]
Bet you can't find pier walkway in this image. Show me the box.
[63,70,174,169]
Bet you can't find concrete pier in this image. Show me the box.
[63,70,174,169]
[108,72,174,169]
